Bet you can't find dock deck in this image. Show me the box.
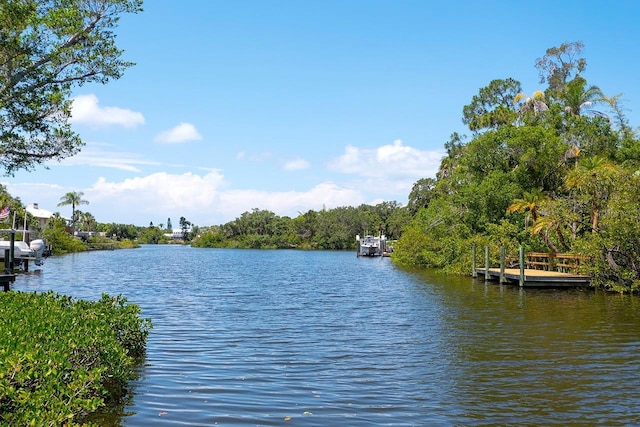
[1,273,16,291]
[475,267,590,287]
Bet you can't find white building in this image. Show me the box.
[26,203,54,229]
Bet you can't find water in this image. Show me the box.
[13,245,640,426]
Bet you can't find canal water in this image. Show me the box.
[13,245,640,426]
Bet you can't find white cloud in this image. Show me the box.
[283,158,311,171]
[326,139,445,202]
[88,171,224,211]
[154,122,202,144]
[217,182,363,220]
[70,94,145,128]
[58,143,159,172]
[72,172,363,226]
[328,139,444,179]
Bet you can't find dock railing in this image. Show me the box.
[472,245,591,287]
[525,252,589,274]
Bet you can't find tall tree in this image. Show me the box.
[562,76,604,116]
[179,216,191,241]
[462,78,521,131]
[535,41,586,102]
[565,156,619,233]
[0,0,143,175]
[57,191,88,233]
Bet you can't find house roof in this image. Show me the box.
[26,203,54,219]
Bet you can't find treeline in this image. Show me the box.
[191,202,410,250]
[392,42,640,293]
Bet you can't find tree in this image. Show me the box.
[513,90,549,116]
[407,177,437,214]
[179,216,191,241]
[565,156,620,233]
[535,41,586,101]
[167,217,172,230]
[76,210,95,232]
[0,0,143,175]
[462,78,521,131]
[57,191,88,233]
[561,76,604,116]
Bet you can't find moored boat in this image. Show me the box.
[356,234,387,257]
[0,238,46,267]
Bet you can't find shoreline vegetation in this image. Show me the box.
[0,292,152,426]
[1,1,638,421]
[190,42,640,294]
[4,42,640,297]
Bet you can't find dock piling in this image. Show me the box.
[519,246,525,287]
[484,246,490,283]
[472,245,477,278]
[500,246,506,283]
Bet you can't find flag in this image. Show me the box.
[0,207,9,220]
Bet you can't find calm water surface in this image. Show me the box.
[13,245,640,426]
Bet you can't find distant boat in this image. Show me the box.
[0,238,46,267]
[356,234,387,257]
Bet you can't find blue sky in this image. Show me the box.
[4,0,640,227]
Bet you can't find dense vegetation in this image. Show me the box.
[392,42,640,293]
[191,203,409,250]
[191,43,640,293]
[0,292,152,426]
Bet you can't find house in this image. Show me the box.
[26,203,54,229]
[164,228,191,240]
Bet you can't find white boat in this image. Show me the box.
[356,234,387,257]
[0,238,46,266]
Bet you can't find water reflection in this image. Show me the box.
[13,246,640,426]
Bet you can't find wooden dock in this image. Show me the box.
[1,273,16,292]
[475,267,590,287]
[472,245,591,288]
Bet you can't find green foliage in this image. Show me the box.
[192,203,411,250]
[0,0,143,175]
[137,226,168,244]
[462,78,521,131]
[394,41,640,292]
[43,222,87,254]
[0,291,151,425]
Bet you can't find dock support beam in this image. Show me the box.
[484,246,490,282]
[500,246,506,283]
[472,244,477,278]
[519,246,525,287]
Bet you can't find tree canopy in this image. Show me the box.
[395,41,640,293]
[0,0,143,175]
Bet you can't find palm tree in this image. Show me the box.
[57,191,89,234]
[506,188,549,226]
[507,189,562,252]
[562,76,604,116]
[513,90,549,115]
[76,211,96,232]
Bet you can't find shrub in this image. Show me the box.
[0,292,152,425]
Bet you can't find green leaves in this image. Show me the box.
[0,291,151,425]
[0,0,143,175]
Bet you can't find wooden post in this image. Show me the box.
[8,230,14,274]
[519,245,525,287]
[3,249,8,273]
[484,246,490,282]
[500,246,506,283]
[472,244,477,277]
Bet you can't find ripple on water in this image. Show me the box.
[12,246,640,426]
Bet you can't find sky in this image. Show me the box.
[4,0,640,227]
